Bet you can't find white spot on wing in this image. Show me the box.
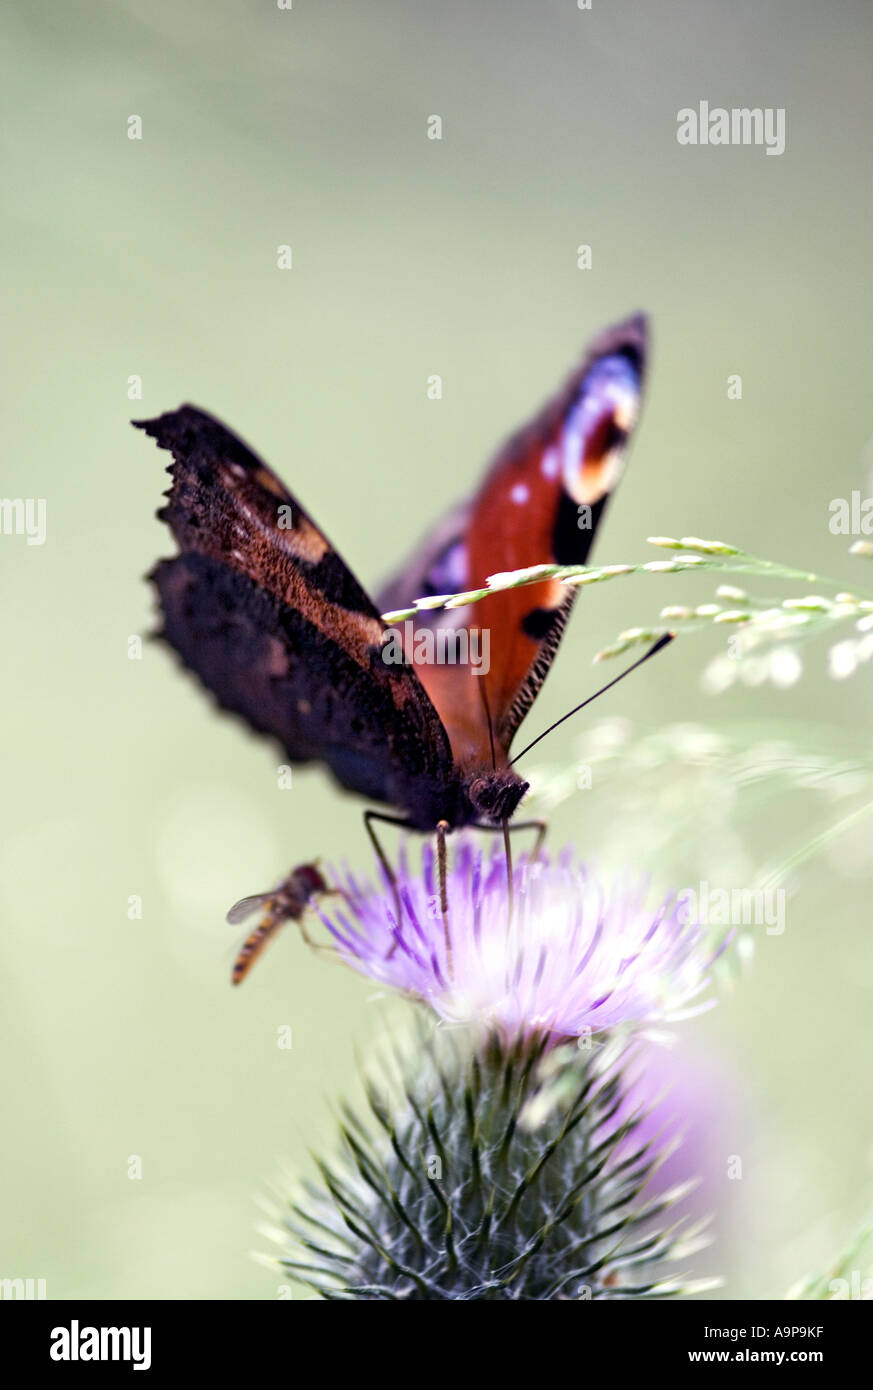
[541,447,559,480]
[428,540,467,594]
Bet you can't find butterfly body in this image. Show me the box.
[137,314,647,836]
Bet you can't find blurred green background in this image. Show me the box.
[2,0,871,1299]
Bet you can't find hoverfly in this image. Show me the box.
[226,862,329,985]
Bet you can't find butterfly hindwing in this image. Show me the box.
[138,406,455,824]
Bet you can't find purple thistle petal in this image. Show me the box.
[311,838,725,1045]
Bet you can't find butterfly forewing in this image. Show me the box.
[138,406,455,827]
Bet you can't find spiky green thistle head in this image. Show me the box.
[263,1027,711,1301]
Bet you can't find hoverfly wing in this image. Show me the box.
[225,892,272,926]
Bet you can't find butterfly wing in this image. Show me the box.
[137,406,455,825]
[375,315,648,766]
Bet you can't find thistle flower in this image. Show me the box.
[315,841,724,1044]
[264,845,727,1300]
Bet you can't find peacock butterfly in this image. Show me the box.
[136,314,649,856]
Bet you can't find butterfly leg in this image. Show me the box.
[468,816,549,920]
[363,809,413,953]
[435,819,453,974]
[502,819,514,918]
[513,818,549,861]
[469,817,549,859]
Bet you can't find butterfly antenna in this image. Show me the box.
[476,676,514,902]
[477,667,497,772]
[508,632,675,766]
